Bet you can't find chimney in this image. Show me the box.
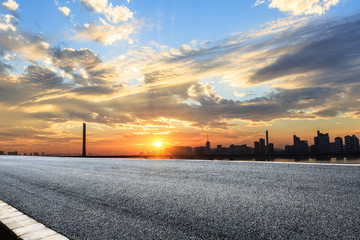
[82,122,86,157]
[266,130,269,147]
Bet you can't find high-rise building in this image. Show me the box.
[194,146,206,155]
[171,146,193,155]
[335,137,343,154]
[266,130,269,152]
[206,133,211,155]
[293,135,309,154]
[267,143,274,155]
[314,131,331,154]
[254,132,274,155]
[254,141,260,155]
[259,138,266,155]
[344,135,359,154]
[228,144,251,155]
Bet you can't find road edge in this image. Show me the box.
[0,200,69,240]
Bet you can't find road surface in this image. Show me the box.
[0,156,359,239]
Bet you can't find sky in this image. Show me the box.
[0,0,360,155]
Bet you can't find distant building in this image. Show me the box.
[285,145,294,154]
[267,143,274,155]
[254,141,260,155]
[229,144,252,155]
[0,151,5,155]
[205,134,211,155]
[264,130,275,155]
[213,145,227,155]
[259,138,266,155]
[33,152,40,156]
[293,135,309,154]
[194,146,206,155]
[170,146,193,155]
[8,151,18,155]
[344,135,359,154]
[254,132,274,155]
[314,131,331,154]
[330,142,336,154]
[335,137,343,154]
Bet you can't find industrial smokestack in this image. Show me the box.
[266,130,269,146]
[82,122,86,157]
[266,130,269,154]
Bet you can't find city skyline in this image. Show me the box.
[0,1,360,154]
[3,126,360,157]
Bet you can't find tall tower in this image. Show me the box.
[82,122,86,157]
[266,130,269,154]
[266,130,269,146]
[206,133,211,155]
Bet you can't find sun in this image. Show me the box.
[153,141,163,147]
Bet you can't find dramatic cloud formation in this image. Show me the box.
[2,13,359,126]
[249,15,360,87]
[0,0,358,153]
[255,0,340,15]
[116,14,360,125]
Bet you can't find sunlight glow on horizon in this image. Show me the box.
[153,141,163,148]
[0,0,359,155]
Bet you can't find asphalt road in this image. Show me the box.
[0,156,359,239]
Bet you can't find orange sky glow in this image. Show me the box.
[1,1,360,155]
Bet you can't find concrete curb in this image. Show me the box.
[0,200,69,240]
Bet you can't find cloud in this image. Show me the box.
[249,15,360,87]
[70,86,115,95]
[234,91,248,98]
[79,0,133,23]
[0,60,13,73]
[51,47,119,86]
[59,6,71,17]
[2,0,19,12]
[102,3,133,23]
[1,12,360,147]
[4,53,16,61]
[0,71,33,105]
[79,0,108,12]
[74,0,138,45]
[0,14,17,31]
[0,31,50,61]
[109,13,360,125]
[265,0,340,16]
[75,21,136,45]
[253,0,265,7]
[19,65,70,90]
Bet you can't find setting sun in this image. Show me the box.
[153,141,163,148]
